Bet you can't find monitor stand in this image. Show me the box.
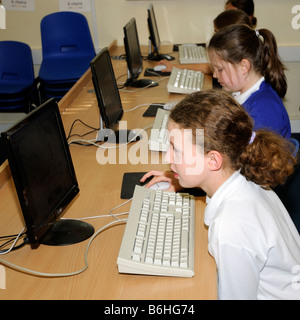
[147,53,175,61]
[97,128,141,144]
[39,219,95,246]
[125,78,158,88]
[147,40,175,61]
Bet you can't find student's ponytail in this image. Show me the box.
[170,90,296,188]
[258,29,287,98]
[238,130,295,187]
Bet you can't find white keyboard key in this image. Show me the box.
[179,45,208,64]
[167,68,204,94]
[117,186,195,277]
[149,108,171,152]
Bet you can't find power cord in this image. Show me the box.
[0,219,127,278]
[68,124,153,148]
[0,198,132,277]
[67,119,99,142]
[0,227,26,255]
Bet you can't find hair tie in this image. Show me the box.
[255,29,260,37]
[249,131,256,144]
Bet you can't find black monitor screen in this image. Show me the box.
[90,47,123,130]
[123,18,143,82]
[147,3,161,55]
[1,98,80,248]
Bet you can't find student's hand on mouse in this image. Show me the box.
[140,170,182,192]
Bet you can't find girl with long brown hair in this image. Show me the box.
[208,24,291,139]
[141,90,300,299]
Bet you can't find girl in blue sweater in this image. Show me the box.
[208,25,291,139]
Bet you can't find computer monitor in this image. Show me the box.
[90,47,141,143]
[123,18,158,88]
[147,4,174,61]
[1,98,94,249]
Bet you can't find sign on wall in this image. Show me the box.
[2,0,35,11]
[59,0,91,12]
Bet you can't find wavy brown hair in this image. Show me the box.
[170,90,296,187]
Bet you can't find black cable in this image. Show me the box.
[116,73,128,89]
[0,233,27,253]
[0,233,25,246]
[0,232,26,241]
[67,119,99,142]
[0,241,27,254]
[68,128,98,140]
[68,141,99,147]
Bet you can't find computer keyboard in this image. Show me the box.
[179,44,208,64]
[148,108,170,152]
[167,67,204,94]
[117,185,195,277]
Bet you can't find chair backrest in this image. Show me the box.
[40,11,95,59]
[0,41,35,87]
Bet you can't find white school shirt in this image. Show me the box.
[232,77,265,105]
[204,171,300,300]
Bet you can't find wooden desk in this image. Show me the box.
[0,44,216,300]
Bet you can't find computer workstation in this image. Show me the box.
[123,18,158,89]
[1,99,95,249]
[108,4,207,95]
[147,3,175,62]
[90,47,142,144]
[0,15,215,299]
[91,46,195,278]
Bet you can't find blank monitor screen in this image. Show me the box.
[90,47,123,130]
[1,98,84,248]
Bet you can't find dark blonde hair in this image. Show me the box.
[214,10,253,31]
[170,90,296,187]
[208,24,287,98]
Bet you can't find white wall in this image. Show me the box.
[95,0,300,48]
[1,0,300,123]
[1,0,300,51]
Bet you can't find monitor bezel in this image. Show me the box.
[1,98,80,248]
[147,3,161,56]
[123,17,143,84]
[90,47,124,130]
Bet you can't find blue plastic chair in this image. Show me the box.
[39,11,96,94]
[0,41,36,112]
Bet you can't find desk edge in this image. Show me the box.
[0,160,11,189]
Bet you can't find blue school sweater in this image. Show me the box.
[243,81,291,139]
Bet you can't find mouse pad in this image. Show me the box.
[143,104,164,117]
[121,172,153,199]
[121,172,207,199]
[144,68,171,77]
[173,42,206,52]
